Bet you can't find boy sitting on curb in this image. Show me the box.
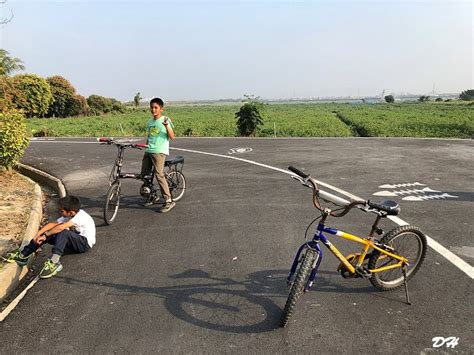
[2,195,95,278]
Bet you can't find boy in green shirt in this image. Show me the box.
[141,97,176,212]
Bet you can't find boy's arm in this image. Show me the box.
[35,222,61,238]
[163,118,175,140]
[33,221,75,244]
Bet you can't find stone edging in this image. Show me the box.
[0,164,66,303]
[16,163,67,198]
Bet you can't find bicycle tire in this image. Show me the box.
[368,225,427,291]
[104,182,121,225]
[280,248,317,327]
[167,171,186,201]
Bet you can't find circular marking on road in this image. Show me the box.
[228,147,253,155]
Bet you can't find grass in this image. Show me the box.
[26,101,473,138]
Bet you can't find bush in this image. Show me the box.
[9,74,52,117]
[110,98,127,113]
[418,96,430,102]
[235,95,264,136]
[87,94,113,115]
[67,94,90,116]
[0,108,29,170]
[459,89,474,101]
[384,95,394,103]
[435,97,443,102]
[46,75,76,117]
[0,76,27,109]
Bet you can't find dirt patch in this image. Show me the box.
[0,170,36,254]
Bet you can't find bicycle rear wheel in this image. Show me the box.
[368,225,427,291]
[167,171,186,201]
[280,248,317,327]
[104,182,121,225]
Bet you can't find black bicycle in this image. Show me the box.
[99,137,186,225]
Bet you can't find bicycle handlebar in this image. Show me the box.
[288,165,366,217]
[98,137,148,150]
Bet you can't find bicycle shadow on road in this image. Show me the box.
[73,194,156,227]
[57,268,375,333]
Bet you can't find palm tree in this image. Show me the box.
[0,49,25,76]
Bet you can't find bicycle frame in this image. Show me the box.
[288,217,408,292]
[108,142,184,187]
[108,145,141,184]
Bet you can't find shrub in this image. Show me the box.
[435,97,443,102]
[384,95,395,103]
[46,75,76,117]
[0,108,29,170]
[9,74,52,117]
[0,76,27,109]
[67,94,90,116]
[418,95,430,102]
[110,98,127,113]
[459,89,474,101]
[235,95,264,136]
[87,94,113,114]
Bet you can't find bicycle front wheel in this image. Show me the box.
[368,225,427,291]
[280,248,317,327]
[104,182,121,225]
[167,171,186,201]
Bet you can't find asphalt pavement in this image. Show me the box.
[0,137,472,354]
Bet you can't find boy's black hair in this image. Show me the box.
[58,196,81,212]
[150,97,164,107]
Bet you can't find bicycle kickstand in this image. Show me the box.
[402,265,411,305]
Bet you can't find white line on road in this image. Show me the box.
[171,146,474,280]
[28,140,474,279]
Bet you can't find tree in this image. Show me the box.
[235,95,264,137]
[133,92,142,108]
[459,89,474,101]
[87,94,112,115]
[67,94,89,116]
[418,95,430,102]
[0,49,25,76]
[9,74,52,117]
[0,0,14,25]
[384,95,394,103]
[46,75,76,117]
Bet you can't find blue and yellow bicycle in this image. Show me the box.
[281,166,427,327]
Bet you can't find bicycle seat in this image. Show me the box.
[367,199,400,216]
[165,155,184,166]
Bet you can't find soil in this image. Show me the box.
[0,170,36,254]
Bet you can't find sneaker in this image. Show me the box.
[143,195,161,207]
[2,249,31,267]
[39,259,63,279]
[159,200,176,213]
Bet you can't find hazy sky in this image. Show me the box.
[1,0,472,101]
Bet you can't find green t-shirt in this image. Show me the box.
[145,116,174,155]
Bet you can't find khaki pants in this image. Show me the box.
[141,152,171,201]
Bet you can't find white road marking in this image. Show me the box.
[0,276,40,322]
[379,182,426,188]
[403,193,459,201]
[373,187,441,197]
[28,140,474,279]
[171,147,474,280]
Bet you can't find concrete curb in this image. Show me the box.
[0,165,66,303]
[16,163,67,198]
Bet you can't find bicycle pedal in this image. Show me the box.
[355,266,371,279]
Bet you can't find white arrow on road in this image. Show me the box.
[378,182,426,189]
[373,187,441,197]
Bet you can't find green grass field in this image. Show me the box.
[27,102,473,138]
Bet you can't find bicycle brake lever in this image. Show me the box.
[290,175,311,188]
